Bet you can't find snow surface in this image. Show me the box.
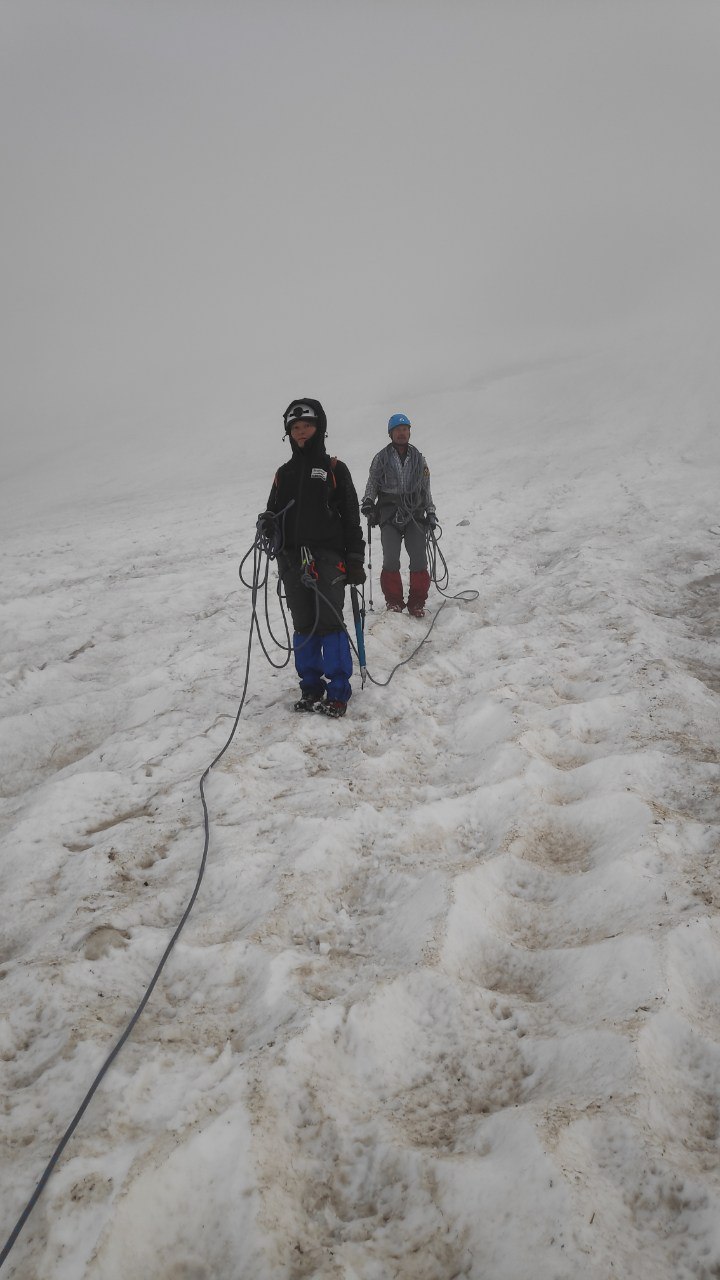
[2,322,720,1278]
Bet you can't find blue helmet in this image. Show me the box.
[388,412,411,435]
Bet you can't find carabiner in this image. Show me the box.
[300,546,319,586]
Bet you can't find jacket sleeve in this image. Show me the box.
[265,472,280,513]
[420,455,435,515]
[361,451,384,507]
[335,462,366,561]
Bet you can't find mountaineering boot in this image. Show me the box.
[293,689,325,712]
[316,699,347,718]
[407,570,431,618]
[380,570,405,613]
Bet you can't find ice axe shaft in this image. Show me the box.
[366,519,374,611]
[350,586,367,685]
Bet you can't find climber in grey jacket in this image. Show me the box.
[361,412,437,617]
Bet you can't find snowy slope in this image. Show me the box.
[2,324,720,1279]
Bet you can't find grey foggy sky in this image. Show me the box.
[2,0,719,476]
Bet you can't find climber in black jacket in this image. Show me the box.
[259,398,365,718]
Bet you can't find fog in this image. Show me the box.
[2,0,719,490]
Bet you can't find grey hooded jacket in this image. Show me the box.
[362,443,435,527]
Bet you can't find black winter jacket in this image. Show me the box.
[266,436,365,562]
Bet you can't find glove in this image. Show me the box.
[345,559,367,585]
[426,512,438,529]
[361,502,379,527]
[257,510,277,542]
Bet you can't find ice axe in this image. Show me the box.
[350,586,367,687]
[366,519,374,611]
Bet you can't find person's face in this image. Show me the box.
[290,420,317,447]
[390,424,410,445]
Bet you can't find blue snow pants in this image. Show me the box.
[293,630,353,703]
